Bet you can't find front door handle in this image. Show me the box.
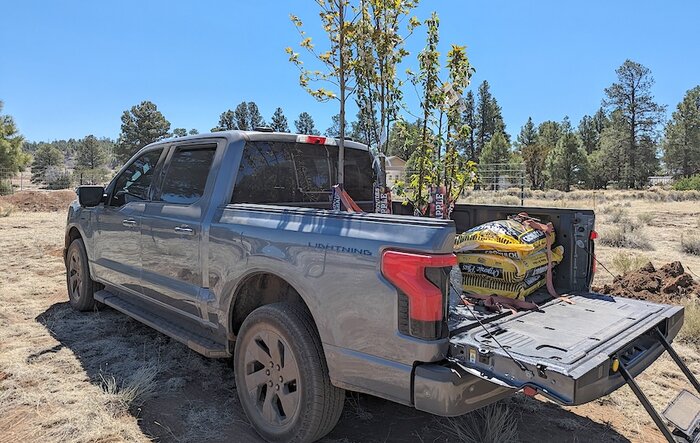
[174,225,195,235]
[122,218,137,227]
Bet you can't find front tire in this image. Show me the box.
[65,238,97,311]
[234,302,344,442]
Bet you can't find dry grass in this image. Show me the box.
[439,403,519,443]
[678,299,700,345]
[2,190,700,443]
[610,251,650,276]
[0,203,14,217]
[681,234,700,256]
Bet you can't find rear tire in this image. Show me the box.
[234,302,344,442]
[65,238,98,311]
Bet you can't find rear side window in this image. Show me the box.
[159,146,216,204]
[231,141,374,205]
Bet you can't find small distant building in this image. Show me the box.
[385,156,407,187]
[648,176,673,186]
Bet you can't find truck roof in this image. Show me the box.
[155,130,370,151]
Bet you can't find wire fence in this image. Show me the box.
[387,163,529,206]
[0,167,113,196]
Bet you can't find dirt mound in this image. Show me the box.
[594,261,700,302]
[0,190,76,212]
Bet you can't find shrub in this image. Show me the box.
[0,203,14,217]
[0,180,13,196]
[604,207,629,224]
[44,167,72,189]
[600,223,653,250]
[611,252,649,275]
[440,403,518,443]
[637,212,654,225]
[681,234,700,256]
[673,174,700,191]
[678,299,700,345]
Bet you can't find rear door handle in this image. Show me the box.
[174,225,195,235]
[122,218,137,227]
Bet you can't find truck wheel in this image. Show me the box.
[66,238,97,311]
[234,302,345,443]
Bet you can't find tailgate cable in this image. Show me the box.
[577,241,639,299]
[449,280,532,375]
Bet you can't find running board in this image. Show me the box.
[94,290,230,358]
[618,327,700,443]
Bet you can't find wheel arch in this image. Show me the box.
[227,271,323,342]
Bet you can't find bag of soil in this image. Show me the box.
[454,218,555,258]
[462,274,546,300]
[457,245,564,283]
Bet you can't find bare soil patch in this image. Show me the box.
[0,190,76,212]
[594,261,700,303]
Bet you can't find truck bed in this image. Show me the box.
[448,289,684,405]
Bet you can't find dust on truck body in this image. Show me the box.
[64,130,699,442]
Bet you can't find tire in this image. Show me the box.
[65,238,98,311]
[234,302,344,443]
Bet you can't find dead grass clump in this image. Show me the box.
[604,207,629,224]
[100,364,160,414]
[611,252,649,275]
[600,224,653,250]
[440,403,519,443]
[636,212,654,225]
[681,234,700,256]
[0,203,14,217]
[678,299,700,345]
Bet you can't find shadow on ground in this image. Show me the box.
[37,302,629,443]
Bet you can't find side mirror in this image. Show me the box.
[77,186,105,207]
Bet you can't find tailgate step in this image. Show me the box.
[618,328,700,443]
[663,390,700,439]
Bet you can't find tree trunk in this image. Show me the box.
[338,1,346,185]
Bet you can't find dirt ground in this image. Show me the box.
[1,190,700,442]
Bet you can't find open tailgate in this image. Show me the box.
[449,292,684,405]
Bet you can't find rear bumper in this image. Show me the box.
[413,361,515,416]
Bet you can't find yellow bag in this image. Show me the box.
[461,274,546,300]
[457,245,564,283]
[454,219,555,258]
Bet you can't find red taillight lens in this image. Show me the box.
[589,230,597,274]
[589,230,598,240]
[381,251,456,339]
[306,135,326,145]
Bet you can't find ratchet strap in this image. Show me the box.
[331,184,363,213]
[513,212,573,304]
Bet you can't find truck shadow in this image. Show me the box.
[37,302,631,443]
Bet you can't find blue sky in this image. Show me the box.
[2,1,698,142]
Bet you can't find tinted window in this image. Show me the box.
[159,146,216,204]
[232,141,374,205]
[111,149,163,204]
[231,141,295,204]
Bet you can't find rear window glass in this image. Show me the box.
[159,146,216,204]
[231,141,374,205]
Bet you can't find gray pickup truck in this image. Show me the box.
[65,130,694,442]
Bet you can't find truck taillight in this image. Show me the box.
[381,250,457,340]
[590,230,598,274]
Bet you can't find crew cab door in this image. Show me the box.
[92,148,165,293]
[140,142,218,320]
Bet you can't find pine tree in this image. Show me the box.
[247,102,265,129]
[478,132,511,189]
[326,114,348,138]
[663,86,700,177]
[233,102,249,130]
[475,80,506,156]
[212,110,235,132]
[460,90,477,161]
[0,101,30,181]
[603,60,665,188]
[547,124,589,192]
[115,101,170,163]
[76,135,107,170]
[294,112,319,135]
[270,107,290,132]
[578,115,599,154]
[172,128,188,137]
